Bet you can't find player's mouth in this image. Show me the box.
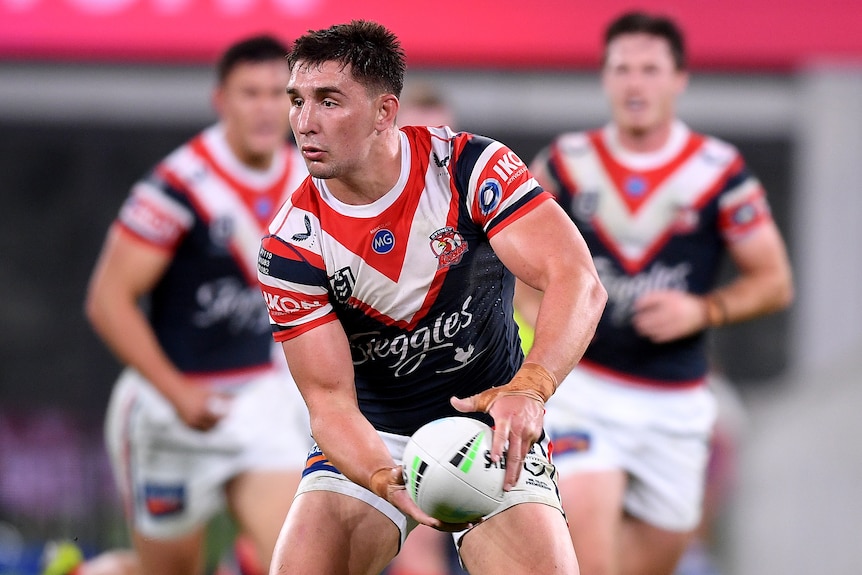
[624,97,647,112]
[301,144,326,161]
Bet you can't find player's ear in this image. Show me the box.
[212,86,225,116]
[674,70,689,95]
[376,94,399,130]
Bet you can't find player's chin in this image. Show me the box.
[247,135,281,154]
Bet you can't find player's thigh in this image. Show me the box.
[562,468,626,537]
[560,469,626,574]
[225,468,302,566]
[131,527,206,575]
[620,517,692,575]
[272,489,400,575]
[390,523,454,573]
[460,502,577,575]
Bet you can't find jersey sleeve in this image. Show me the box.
[716,158,774,243]
[115,174,194,252]
[257,204,337,342]
[452,133,553,239]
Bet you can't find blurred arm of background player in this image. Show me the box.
[85,229,230,432]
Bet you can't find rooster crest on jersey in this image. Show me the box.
[402,417,505,523]
[429,226,468,268]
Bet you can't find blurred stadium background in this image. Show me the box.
[1,1,861,573]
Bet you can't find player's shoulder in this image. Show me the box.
[550,129,595,157]
[267,179,320,237]
[150,130,208,188]
[693,129,744,167]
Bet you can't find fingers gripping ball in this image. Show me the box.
[402,417,505,523]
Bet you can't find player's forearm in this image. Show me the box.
[85,291,186,398]
[309,404,398,494]
[704,268,793,327]
[526,266,606,383]
[286,330,400,496]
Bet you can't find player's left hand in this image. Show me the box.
[632,290,709,343]
[450,392,544,491]
[370,466,477,532]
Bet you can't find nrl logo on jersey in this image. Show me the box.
[329,266,356,304]
[429,226,468,268]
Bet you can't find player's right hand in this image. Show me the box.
[172,383,232,431]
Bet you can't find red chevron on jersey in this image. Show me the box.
[260,126,548,340]
[551,124,745,275]
[259,126,547,432]
[278,176,457,329]
[190,135,297,228]
[155,126,305,283]
[588,131,705,214]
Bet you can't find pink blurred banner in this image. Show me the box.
[1,0,861,69]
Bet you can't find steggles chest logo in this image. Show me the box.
[429,226,468,268]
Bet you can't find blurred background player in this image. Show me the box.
[43,34,311,575]
[519,10,794,575]
[673,371,748,575]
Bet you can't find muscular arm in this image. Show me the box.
[281,320,452,528]
[714,220,794,321]
[84,227,224,430]
[632,220,794,343]
[454,198,606,489]
[494,199,607,380]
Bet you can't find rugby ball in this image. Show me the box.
[402,416,505,523]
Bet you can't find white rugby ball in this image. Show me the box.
[402,416,505,523]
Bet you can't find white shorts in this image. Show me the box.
[104,365,312,539]
[296,427,564,551]
[544,365,717,531]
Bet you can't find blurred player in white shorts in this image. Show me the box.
[45,34,312,575]
[522,10,794,575]
[104,359,310,540]
[544,365,717,532]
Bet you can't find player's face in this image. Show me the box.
[602,33,687,139]
[215,60,292,168]
[287,60,383,180]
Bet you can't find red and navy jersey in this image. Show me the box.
[115,124,307,377]
[258,126,550,434]
[534,121,773,386]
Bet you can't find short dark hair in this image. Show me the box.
[603,11,686,70]
[288,20,405,98]
[216,34,290,84]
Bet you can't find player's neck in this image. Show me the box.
[233,146,275,171]
[327,130,403,206]
[224,130,275,171]
[615,121,674,154]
